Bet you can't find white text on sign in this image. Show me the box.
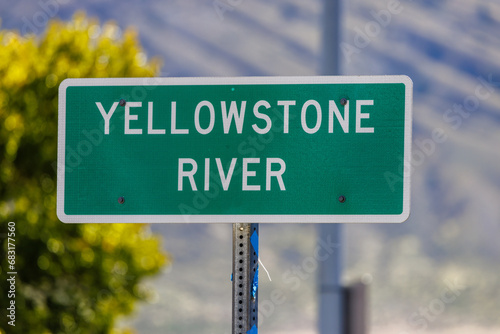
[95,99,375,135]
[178,158,286,192]
[96,99,375,193]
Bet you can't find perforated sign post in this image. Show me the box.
[57,75,412,334]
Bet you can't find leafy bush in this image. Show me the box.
[0,13,168,334]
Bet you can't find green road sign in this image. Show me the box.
[57,76,412,223]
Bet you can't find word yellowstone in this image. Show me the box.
[95,99,376,136]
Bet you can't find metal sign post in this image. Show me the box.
[232,223,259,334]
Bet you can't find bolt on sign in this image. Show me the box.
[57,76,412,223]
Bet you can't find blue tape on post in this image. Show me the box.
[250,231,259,258]
[252,266,259,299]
[247,324,258,334]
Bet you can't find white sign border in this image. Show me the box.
[57,75,412,223]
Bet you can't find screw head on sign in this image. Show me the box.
[340,98,348,106]
[338,195,346,203]
[118,196,125,204]
[119,99,126,107]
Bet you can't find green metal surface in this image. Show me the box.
[57,76,411,223]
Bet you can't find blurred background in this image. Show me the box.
[1,0,499,333]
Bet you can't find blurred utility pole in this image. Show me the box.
[318,0,343,334]
[322,0,341,75]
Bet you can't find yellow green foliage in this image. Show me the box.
[0,13,167,333]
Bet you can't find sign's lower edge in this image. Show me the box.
[57,211,410,224]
